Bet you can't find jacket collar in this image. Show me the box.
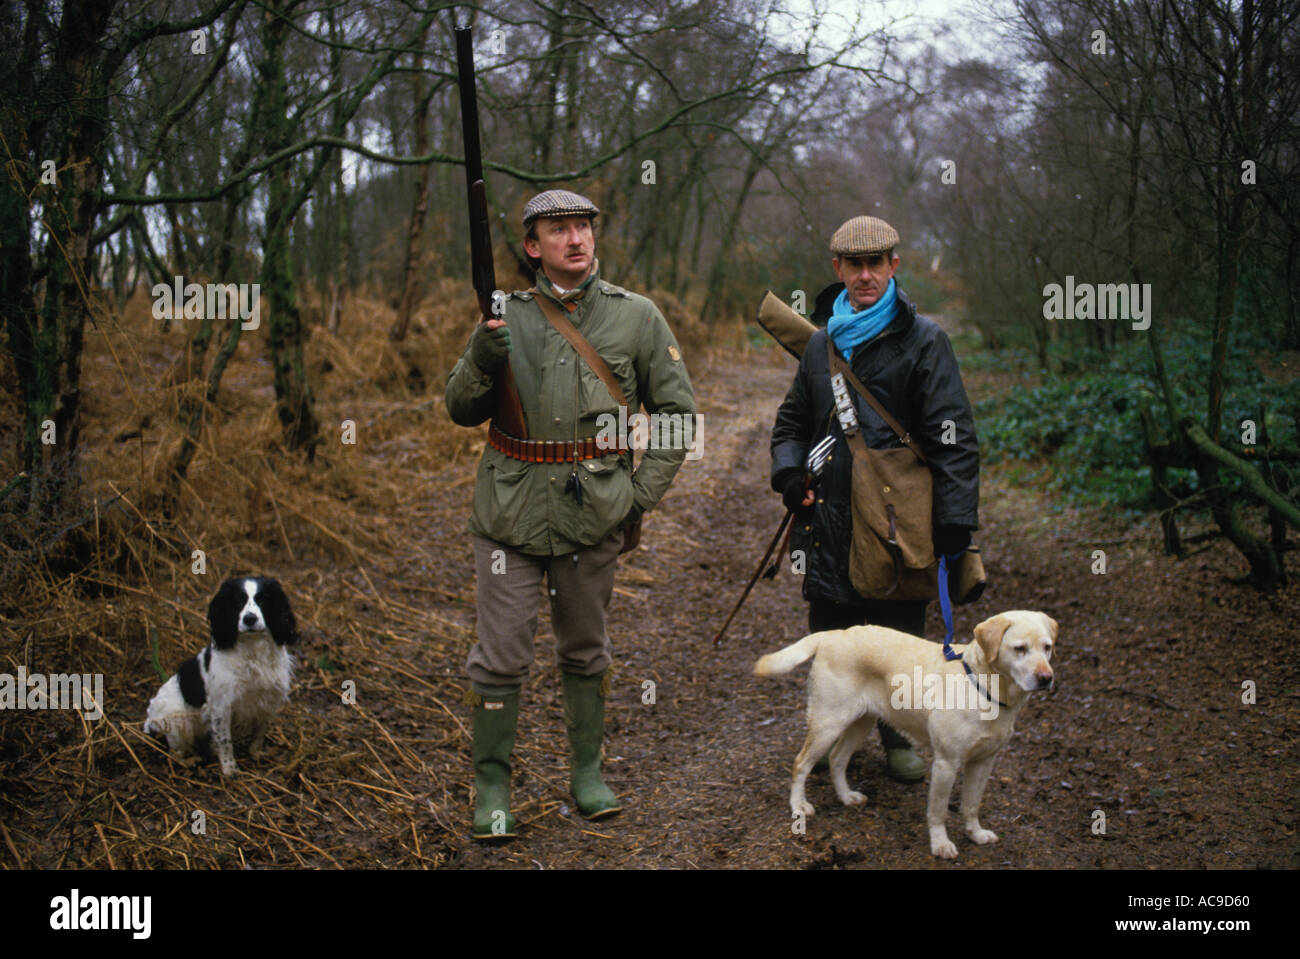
[536,259,601,309]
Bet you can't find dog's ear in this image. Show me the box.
[209,580,241,650]
[1041,613,1059,642]
[258,579,298,646]
[973,613,1012,663]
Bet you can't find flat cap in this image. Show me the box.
[829,216,900,256]
[523,189,600,228]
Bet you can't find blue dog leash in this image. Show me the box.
[940,553,961,661]
[941,555,1009,707]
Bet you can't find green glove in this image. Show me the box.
[468,322,511,373]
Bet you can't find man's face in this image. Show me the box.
[833,252,899,310]
[524,215,595,289]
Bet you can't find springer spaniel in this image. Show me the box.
[145,577,297,775]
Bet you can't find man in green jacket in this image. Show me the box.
[445,189,696,839]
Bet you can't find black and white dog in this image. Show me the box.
[145,577,297,775]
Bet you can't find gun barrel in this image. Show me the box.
[455,28,484,187]
[455,28,497,304]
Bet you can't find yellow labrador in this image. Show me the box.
[755,610,1057,859]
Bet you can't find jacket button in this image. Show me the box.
[882,485,891,493]
[554,417,561,424]
[803,525,811,532]
[550,476,556,483]
[559,358,566,364]
[817,498,824,504]
[814,541,821,547]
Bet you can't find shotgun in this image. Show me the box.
[454,25,527,438]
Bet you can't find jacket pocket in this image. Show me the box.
[576,453,634,544]
[577,355,633,420]
[473,451,536,545]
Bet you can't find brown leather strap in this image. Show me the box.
[533,291,627,406]
[826,338,927,465]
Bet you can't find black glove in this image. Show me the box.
[933,525,971,558]
[781,472,812,514]
[467,322,511,373]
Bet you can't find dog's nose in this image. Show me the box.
[242,612,259,627]
[1036,673,1054,690]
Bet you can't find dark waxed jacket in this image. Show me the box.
[769,284,979,606]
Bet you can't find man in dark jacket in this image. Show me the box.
[770,215,979,782]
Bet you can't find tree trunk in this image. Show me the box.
[1,0,116,518]
[325,6,348,335]
[392,26,433,342]
[260,0,319,457]
[1182,419,1292,590]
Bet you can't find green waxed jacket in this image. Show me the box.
[445,267,697,555]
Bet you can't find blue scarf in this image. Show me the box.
[827,278,896,360]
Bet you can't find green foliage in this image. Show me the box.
[1148,322,1300,445]
[975,324,1300,510]
[976,367,1152,508]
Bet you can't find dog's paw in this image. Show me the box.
[930,837,959,859]
[219,759,239,777]
[793,800,815,817]
[967,827,998,845]
[841,790,867,806]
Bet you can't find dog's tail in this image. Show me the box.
[754,633,825,678]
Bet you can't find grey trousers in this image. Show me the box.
[465,531,623,686]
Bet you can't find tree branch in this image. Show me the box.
[1181,419,1300,529]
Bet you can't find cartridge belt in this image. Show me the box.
[488,423,626,463]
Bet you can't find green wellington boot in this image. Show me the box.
[561,670,622,819]
[468,683,521,839]
[879,719,926,783]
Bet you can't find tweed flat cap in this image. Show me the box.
[829,216,900,256]
[522,189,600,228]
